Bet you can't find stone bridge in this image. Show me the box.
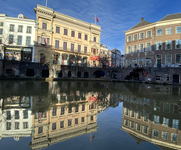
[55,65,121,79]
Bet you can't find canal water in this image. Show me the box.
[0,81,180,150]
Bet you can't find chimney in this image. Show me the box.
[141,17,144,21]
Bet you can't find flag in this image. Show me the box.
[95,16,99,22]
[91,136,95,142]
[43,37,47,46]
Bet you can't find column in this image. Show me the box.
[67,55,69,65]
[59,54,62,65]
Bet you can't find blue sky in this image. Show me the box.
[1,0,181,54]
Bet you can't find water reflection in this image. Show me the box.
[0,81,181,149]
[121,88,181,149]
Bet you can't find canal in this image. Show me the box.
[0,81,180,150]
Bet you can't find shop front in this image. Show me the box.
[90,55,100,67]
[5,47,32,62]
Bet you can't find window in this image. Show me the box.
[26,36,31,45]
[133,45,137,53]
[38,36,40,44]
[15,111,19,119]
[133,34,137,41]
[9,24,14,32]
[18,25,23,32]
[172,119,179,129]
[61,107,65,115]
[81,117,85,123]
[176,39,181,49]
[144,98,150,105]
[23,110,28,119]
[6,122,11,130]
[71,31,75,37]
[9,34,14,44]
[172,133,178,141]
[127,36,131,42]
[40,53,45,63]
[153,130,159,137]
[52,122,56,130]
[26,26,32,33]
[140,33,144,39]
[68,107,72,113]
[137,124,141,131]
[166,40,172,50]
[15,122,19,130]
[125,108,128,116]
[127,46,131,54]
[47,38,49,45]
[176,26,181,33]
[42,23,47,29]
[162,132,168,140]
[56,26,60,33]
[165,54,171,64]
[55,40,59,48]
[137,111,141,119]
[0,28,3,35]
[75,105,79,113]
[82,104,85,111]
[130,121,134,128]
[0,22,3,26]
[157,29,162,36]
[156,41,162,50]
[124,119,128,126]
[146,31,151,38]
[38,126,43,134]
[7,111,11,120]
[63,42,67,50]
[0,37,2,44]
[166,27,172,35]
[131,110,134,117]
[146,42,151,51]
[176,54,181,63]
[64,29,68,35]
[68,119,72,126]
[90,116,94,121]
[78,33,81,39]
[139,44,144,52]
[143,126,147,134]
[52,107,57,116]
[71,43,74,51]
[17,36,22,45]
[163,117,169,127]
[174,105,179,114]
[154,115,159,124]
[143,113,149,122]
[94,37,96,42]
[75,118,78,125]
[84,46,87,53]
[23,122,28,129]
[78,45,81,52]
[85,34,87,40]
[60,121,64,128]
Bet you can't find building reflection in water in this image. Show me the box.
[121,93,181,150]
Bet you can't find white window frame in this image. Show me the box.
[127,35,131,42]
[165,40,172,50]
[162,132,168,140]
[133,45,137,53]
[165,54,172,64]
[157,29,162,36]
[127,46,131,54]
[156,41,162,50]
[166,27,172,35]
[146,31,151,38]
[139,43,144,52]
[139,33,144,40]
[153,129,159,137]
[176,26,181,34]
[133,34,137,41]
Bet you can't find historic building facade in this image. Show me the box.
[125,14,181,68]
[0,13,35,62]
[33,4,101,68]
[111,48,121,67]
[100,44,111,68]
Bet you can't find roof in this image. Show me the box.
[130,20,153,29]
[159,13,181,21]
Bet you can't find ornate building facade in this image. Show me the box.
[33,4,101,68]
